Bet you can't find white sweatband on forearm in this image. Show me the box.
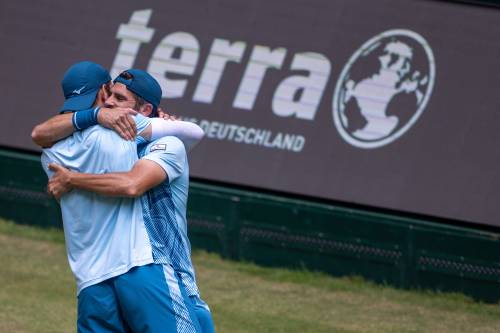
[150,118,205,151]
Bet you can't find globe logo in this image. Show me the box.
[333,29,435,149]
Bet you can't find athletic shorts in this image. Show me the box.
[77,263,202,333]
[189,295,215,333]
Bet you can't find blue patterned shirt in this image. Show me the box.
[138,136,199,296]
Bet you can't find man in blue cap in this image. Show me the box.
[32,61,141,146]
[37,61,208,332]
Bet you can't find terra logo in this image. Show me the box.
[332,29,436,149]
[110,10,436,150]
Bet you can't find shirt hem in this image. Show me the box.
[76,257,154,296]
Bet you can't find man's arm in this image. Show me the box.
[31,113,74,148]
[47,160,166,199]
[146,118,205,151]
[31,107,138,148]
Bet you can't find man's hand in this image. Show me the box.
[47,163,74,200]
[97,107,138,140]
[158,107,178,121]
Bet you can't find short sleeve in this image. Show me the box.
[134,114,151,134]
[141,136,187,183]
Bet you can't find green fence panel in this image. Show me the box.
[0,149,499,302]
[187,182,500,302]
[0,150,62,228]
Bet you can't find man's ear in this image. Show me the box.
[96,85,110,105]
[140,104,153,117]
[102,84,112,100]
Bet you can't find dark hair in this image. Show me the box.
[132,93,147,111]
[118,71,132,80]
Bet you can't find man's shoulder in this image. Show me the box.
[47,125,125,155]
[81,125,127,143]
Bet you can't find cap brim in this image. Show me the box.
[60,89,99,113]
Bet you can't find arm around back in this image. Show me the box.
[149,118,205,151]
[47,159,167,199]
[121,159,168,197]
[31,113,74,148]
[31,107,139,148]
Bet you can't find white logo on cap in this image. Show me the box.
[72,85,86,95]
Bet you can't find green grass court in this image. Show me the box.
[0,219,499,333]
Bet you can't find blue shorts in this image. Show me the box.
[77,263,202,333]
[189,295,215,333]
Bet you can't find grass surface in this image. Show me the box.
[0,219,499,333]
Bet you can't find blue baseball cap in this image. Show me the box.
[60,61,111,113]
[113,69,162,114]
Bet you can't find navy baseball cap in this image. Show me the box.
[60,61,111,113]
[114,69,162,114]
